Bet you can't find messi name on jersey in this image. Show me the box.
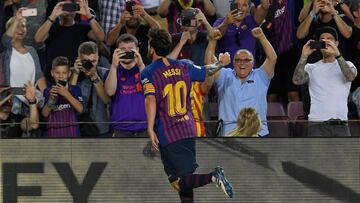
[162,68,181,78]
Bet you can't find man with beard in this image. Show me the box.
[213,0,270,68]
[293,27,357,136]
[35,0,105,81]
[104,33,147,137]
[297,0,352,59]
[106,0,160,65]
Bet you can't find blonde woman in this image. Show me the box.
[228,107,261,137]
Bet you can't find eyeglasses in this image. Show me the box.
[235,32,240,46]
[234,58,253,63]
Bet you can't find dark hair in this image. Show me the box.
[78,41,98,56]
[116,33,139,47]
[51,56,69,70]
[350,0,360,12]
[147,28,172,57]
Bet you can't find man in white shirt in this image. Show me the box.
[293,26,357,136]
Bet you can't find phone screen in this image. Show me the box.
[22,8,38,17]
[58,80,67,87]
[9,87,25,95]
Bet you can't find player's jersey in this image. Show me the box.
[141,58,206,147]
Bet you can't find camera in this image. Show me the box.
[126,1,135,15]
[310,41,326,50]
[120,51,135,59]
[62,3,80,12]
[81,59,94,70]
[180,9,197,27]
[58,80,67,87]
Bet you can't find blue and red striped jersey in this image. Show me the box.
[141,58,206,147]
[44,85,83,137]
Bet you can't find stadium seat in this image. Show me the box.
[287,101,304,121]
[267,116,289,137]
[267,102,286,116]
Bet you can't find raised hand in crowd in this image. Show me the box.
[132,49,145,71]
[207,29,222,40]
[24,82,36,104]
[48,1,66,22]
[251,26,265,39]
[194,8,212,30]
[313,0,324,15]
[111,48,122,67]
[77,0,93,19]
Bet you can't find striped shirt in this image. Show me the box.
[190,82,205,137]
[141,58,206,147]
[100,0,125,33]
[44,85,83,137]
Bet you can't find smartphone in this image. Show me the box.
[120,51,135,59]
[22,8,38,17]
[126,1,134,15]
[310,41,326,50]
[62,3,80,12]
[9,87,25,95]
[230,2,238,11]
[58,80,67,87]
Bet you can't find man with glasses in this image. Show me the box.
[213,0,269,68]
[206,27,277,137]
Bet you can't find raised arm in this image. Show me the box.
[105,49,121,96]
[325,39,357,81]
[77,0,105,42]
[5,8,25,38]
[337,1,354,22]
[35,1,64,43]
[297,0,321,39]
[330,2,352,38]
[203,0,216,16]
[24,82,39,130]
[253,0,270,25]
[168,31,191,59]
[204,29,222,80]
[292,40,315,85]
[252,27,277,77]
[106,11,131,46]
[298,0,313,22]
[134,5,161,29]
[157,0,172,17]
[204,52,230,77]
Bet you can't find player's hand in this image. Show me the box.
[148,129,159,151]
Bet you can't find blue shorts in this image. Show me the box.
[160,138,198,182]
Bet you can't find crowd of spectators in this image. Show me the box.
[1,0,360,137]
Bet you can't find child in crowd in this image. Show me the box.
[42,56,83,137]
[228,107,261,137]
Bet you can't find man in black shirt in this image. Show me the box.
[35,0,105,81]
